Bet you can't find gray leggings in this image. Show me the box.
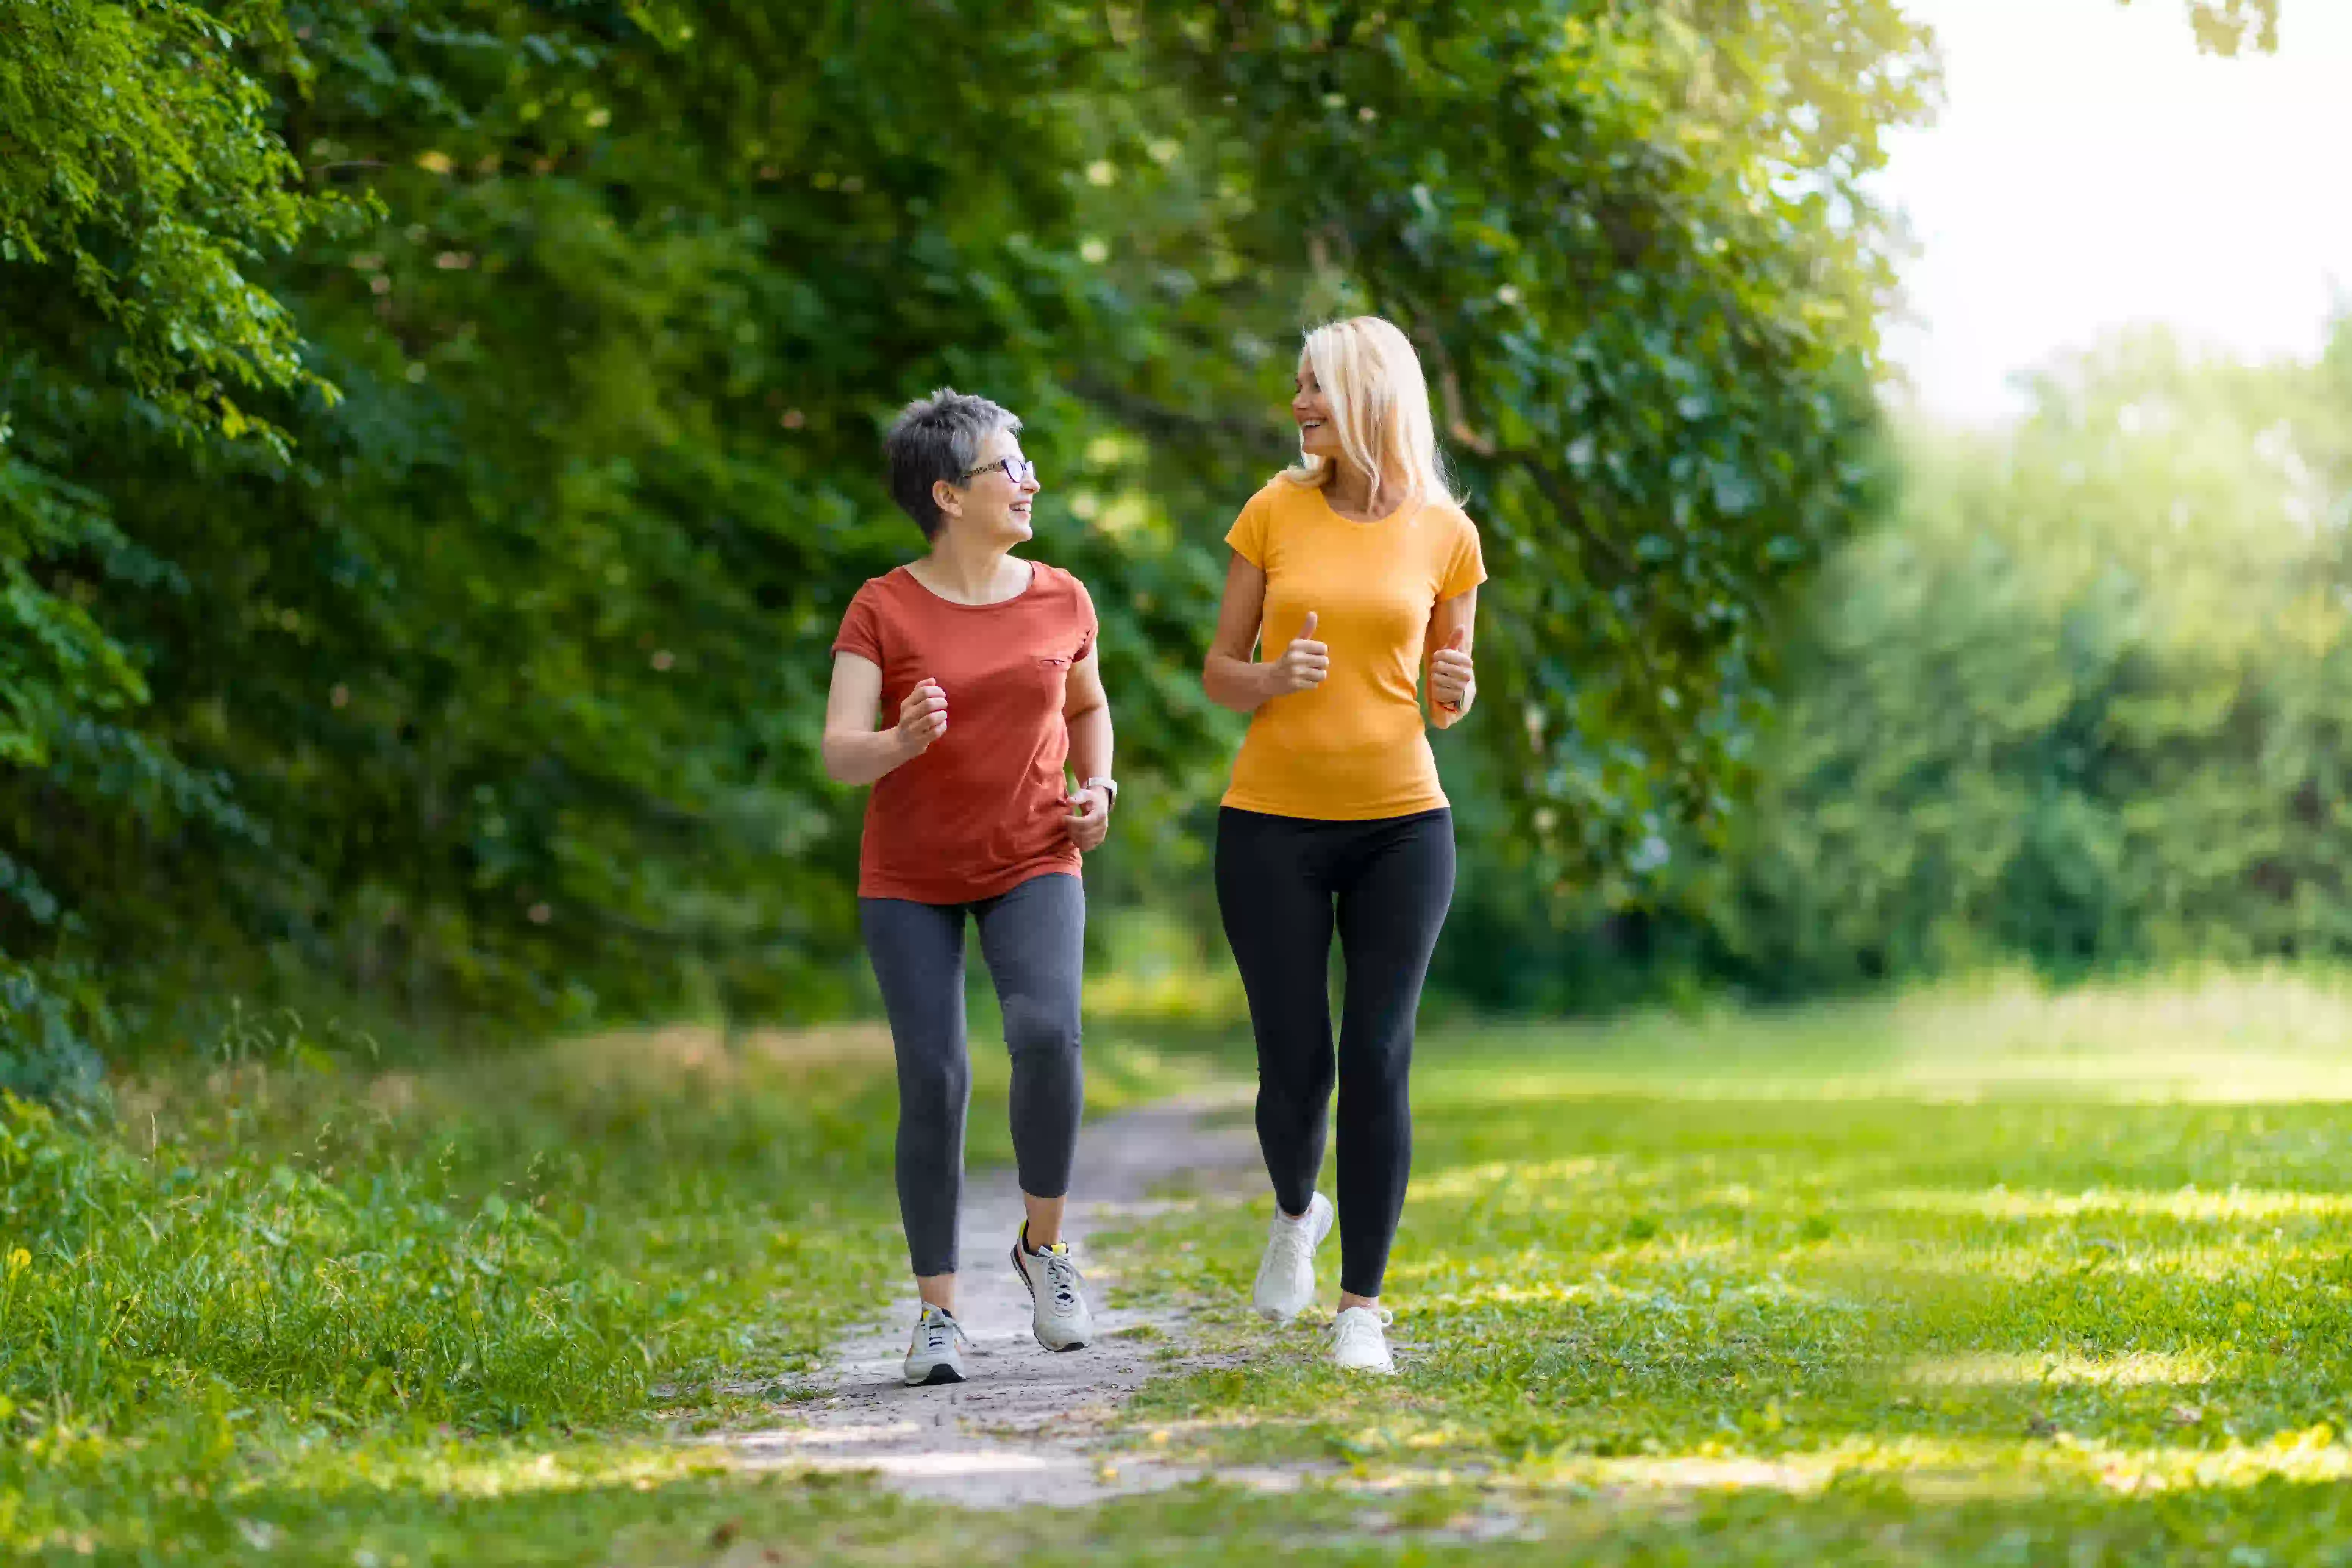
[859,871,1085,1278]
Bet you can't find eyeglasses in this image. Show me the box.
[959,456,1037,486]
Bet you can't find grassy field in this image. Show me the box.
[1109,970,2352,1564]
[10,970,2352,1563]
[0,1005,1202,1565]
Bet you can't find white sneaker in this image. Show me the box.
[1332,1305,1395,1373]
[1251,1192,1334,1322]
[902,1303,970,1386]
[1011,1232,1094,1351]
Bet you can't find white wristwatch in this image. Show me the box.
[1082,776,1119,807]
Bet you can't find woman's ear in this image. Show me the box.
[932,478,961,522]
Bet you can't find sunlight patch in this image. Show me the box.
[1900,1349,2221,1389]
[1871,1186,2352,1222]
[1888,1048,2352,1104]
[2086,1426,2351,1492]
[552,1022,896,1087]
[1524,1438,2022,1501]
[1523,1427,2352,1503]
[1587,1454,1820,1492]
[1402,1268,1842,1315]
[1840,1238,2329,1287]
[1412,1156,1614,1201]
[299,1445,727,1503]
[1415,971,2352,1107]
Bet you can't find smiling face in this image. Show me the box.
[938,426,1040,547]
[1281,317,1456,511]
[1292,360,1342,461]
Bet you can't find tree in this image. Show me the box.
[1716,323,2352,989]
[0,0,352,1095]
[1102,2,1934,889]
[0,1,1941,1080]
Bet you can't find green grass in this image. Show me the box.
[16,968,2352,1563]
[1100,969,2352,1563]
[0,1006,1203,1564]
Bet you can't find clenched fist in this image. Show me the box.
[1430,628,1474,712]
[1263,610,1329,698]
[1065,784,1113,851]
[897,678,948,755]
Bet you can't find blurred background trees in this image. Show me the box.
[1435,317,2352,1010]
[1,0,2336,1096]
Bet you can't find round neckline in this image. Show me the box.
[1315,485,1413,529]
[898,558,1038,609]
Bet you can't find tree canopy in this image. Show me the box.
[1430,317,2352,1010]
[1720,322,2352,988]
[3,0,1954,1088]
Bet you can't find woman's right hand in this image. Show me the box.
[1263,611,1328,698]
[897,678,948,755]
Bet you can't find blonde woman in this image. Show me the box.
[1200,316,1484,1373]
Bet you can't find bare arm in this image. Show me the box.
[821,652,945,785]
[1062,646,1115,850]
[1425,587,1478,730]
[1063,646,1112,785]
[1202,552,1273,712]
[1201,551,1326,713]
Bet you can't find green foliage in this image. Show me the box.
[1428,321,2352,1011]
[0,960,104,1103]
[0,1016,907,1553]
[23,979,2352,1561]
[0,1,1946,1072]
[1118,1,1931,876]
[0,0,338,440]
[1715,325,2352,990]
[0,0,349,1094]
[0,1006,1203,1559]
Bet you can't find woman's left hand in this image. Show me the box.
[1429,629,1475,713]
[1065,784,1113,851]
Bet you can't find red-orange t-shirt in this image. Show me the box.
[831,562,1097,904]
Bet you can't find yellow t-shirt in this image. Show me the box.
[1221,477,1487,821]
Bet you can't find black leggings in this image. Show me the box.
[1215,807,1456,1298]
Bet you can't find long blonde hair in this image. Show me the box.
[1280,315,1459,509]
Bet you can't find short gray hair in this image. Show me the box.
[882,388,1021,539]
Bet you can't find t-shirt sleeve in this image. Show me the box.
[831,583,886,666]
[1440,512,1489,600]
[1223,488,1271,568]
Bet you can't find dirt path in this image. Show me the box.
[729,1088,1282,1507]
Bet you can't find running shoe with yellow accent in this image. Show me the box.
[1011,1231,1094,1351]
[903,1302,970,1386]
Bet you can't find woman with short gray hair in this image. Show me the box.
[823,389,1117,1386]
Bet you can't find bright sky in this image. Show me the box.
[1874,0,2352,423]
